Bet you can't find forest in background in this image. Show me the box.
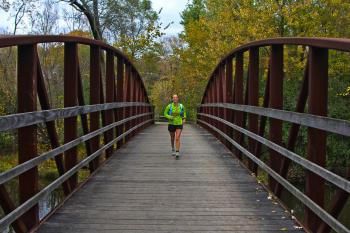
[0,0,349,182]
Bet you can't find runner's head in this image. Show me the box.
[172,94,179,104]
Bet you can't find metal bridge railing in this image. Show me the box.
[0,36,154,233]
[197,38,350,233]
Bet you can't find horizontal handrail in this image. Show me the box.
[0,102,151,132]
[200,103,350,137]
[0,112,152,186]
[0,118,153,232]
[198,113,350,192]
[197,119,349,233]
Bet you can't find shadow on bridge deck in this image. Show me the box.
[36,123,303,233]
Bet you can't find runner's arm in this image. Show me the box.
[182,105,187,123]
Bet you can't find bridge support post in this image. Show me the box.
[136,73,142,130]
[17,44,39,230]
[64,43,78,189]
[305,47,328,232]
[90,45,101,170]
[206,82,212,133]
[268,45,284,192]
[132,70,138,131]
[216,66,224,144]
[116,56,125,148]
[247,48,259,171]
[224,58,233,151]
[105,51,115,158]
[234,52,244,160]
[123,63,131,141]
[212,70,221,141]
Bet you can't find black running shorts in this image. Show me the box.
[168,124,183,132]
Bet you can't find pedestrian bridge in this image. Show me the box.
[38,123,303,233]
[0,36,349,233]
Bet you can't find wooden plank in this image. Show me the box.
[37,124,303,233]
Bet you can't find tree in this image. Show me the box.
[180,0,206,28]
[109,0,166,57]
[61,0,165,49]
[30,0,59,35]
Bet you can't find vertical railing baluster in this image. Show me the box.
[213,72,219,138]
[135,78,140,131]
[137,80,147,129]
[205,92,209,129]
[305,47,328,232]
[268,45,284,192]
[113,61,118,141]
[123,63,131,141]
[247,48,259,171]
[218,65,225,144]
[136,73,141,129]
[105,50,115,158]
[18,44,39,230]
[89,45,101,170]
[205,86,210,131]
[211,80,215,134]
[99,63,108,155]
[64,42,78,189]
[116,56,124,149]
[234,52,244,160]
[225,58,233,151]
[132,71,138,135]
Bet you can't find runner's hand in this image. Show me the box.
[183,119,186,124]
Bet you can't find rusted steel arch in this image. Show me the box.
[201,37,350,104]
[0,35,149,98]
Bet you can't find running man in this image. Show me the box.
[164,94,187,159]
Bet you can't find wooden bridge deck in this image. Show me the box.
[37,123,303,233]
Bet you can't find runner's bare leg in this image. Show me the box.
[175,129,182,151]
[170,131,175,149]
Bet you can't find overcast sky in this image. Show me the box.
[152,0,188,35]
[0,0,188,36]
